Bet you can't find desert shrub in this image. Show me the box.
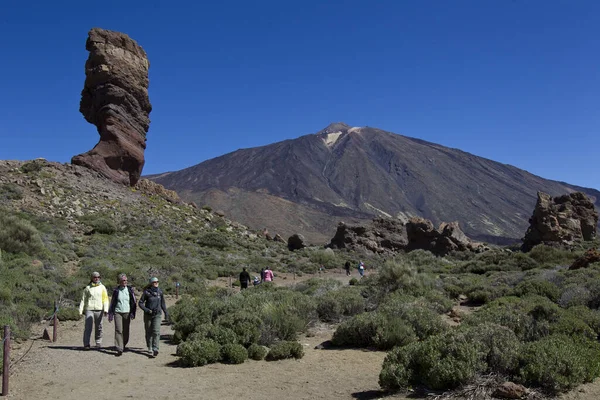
[265,341,304,361]
[293,278,341,296]
[316,288,364,322]
[169,297,215,343]
[349,277,358,286]
[216,312,262,346]
[20,160,44,173]
[0,183,23,201]
[259,304,305,345]
[519,335,600,393]
[332,312,417,350]
[567,306,600,336]
[56,307,81,321]
[514,279,560,302]
[332,312,385,347]
[527,245,577,267]
[197,232,229,249]
[372,317,418,350]
[379,301,448,340]
[0,213,44,255]
[247,343,268,360]
[221,343,248,364]
[78,214,118,235]
[462,323,521,374]
[558,285,592,308]
[380,330,484,391]
[177,338,222,367]
[188,323,238,346]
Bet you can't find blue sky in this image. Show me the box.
[1,0,598,190]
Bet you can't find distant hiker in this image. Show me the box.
[239,267,251,290]
[344,261,351,276]
[108,273,137,356]
[79,271,109,349]
[260,267,266,282]
[138,277,168,357]
[263,267,274,282]
[358,261,365,277]
[253,276,260,286]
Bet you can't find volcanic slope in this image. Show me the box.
[149,123,599,244]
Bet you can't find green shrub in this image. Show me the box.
[221,343,248,364]
[266,341,304,361]
[316,288,364,322]
[332,312,418,350]
[177,338,222,367]
[216,312,262,346]
[380,330,484,391]
[78,214,118,235]
[463,323,521,374]
[197,232,229,249]
[0,213,44,255]
[519,335,600,393]
[20,160,44,173]
[514,279,560,302]
[349,277,358,286]
[0,183,23,201]
[189,323,238,346]
[56,307,81,321]
[247,343,268,360]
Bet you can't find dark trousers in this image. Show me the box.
[240,281,249,289]
[114,312,131,351]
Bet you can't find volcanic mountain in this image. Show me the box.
[148,123,600,244]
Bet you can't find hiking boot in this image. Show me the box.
[116,350,123,357]
[83,345,91,351]
[153,349,159,357]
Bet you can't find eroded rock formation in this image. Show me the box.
[522,192,598,252]
[72,28,152,186]
[327,217,484,256]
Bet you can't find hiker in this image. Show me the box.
[263,267,274,282]
[358,261,365,277]
[138,277,168,357]
[107,273,137,356]
[239,267,251,290]
[253,276,260,286]
[78,271,109,349]
[344,261,351,276]
[260,267,266,282]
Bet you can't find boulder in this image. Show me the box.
[135,179,181,204]
[72,28,152,186]
[328,217,482,256]
[570,248,600,270]
[492,381,528,399]
[287,233,307,251]
[522,192,598,252]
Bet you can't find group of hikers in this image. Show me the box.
[78,272,168,357]
[238,261,367,290]
[239,266,274,289]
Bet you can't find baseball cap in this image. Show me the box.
[149,277,159,283]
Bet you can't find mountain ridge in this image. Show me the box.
[148,123,600,244]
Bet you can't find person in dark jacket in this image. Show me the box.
[239,267,251,290]
[138,277,168,357]
[108,273,137,356]
[344,261,351,276]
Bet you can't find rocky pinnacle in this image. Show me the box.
[72,27,152,186]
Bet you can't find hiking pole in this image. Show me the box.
[2,325,9,396]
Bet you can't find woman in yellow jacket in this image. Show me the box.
[79,271,109,349]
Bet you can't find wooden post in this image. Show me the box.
[229,275,232,288]
[52,301,58,342]
[175,282,180,300]
[2,325,9,396]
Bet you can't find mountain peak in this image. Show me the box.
[320,122,350,134]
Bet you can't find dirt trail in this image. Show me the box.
[6,271,410,400]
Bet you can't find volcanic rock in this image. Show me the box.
[569,248,600,270]
[328,217,483,256]
[287,233,307,251]
[522,192,598,251]
[72,27,152,186]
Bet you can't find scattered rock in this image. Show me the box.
[135,179,181,204]
[522,191,598,252]
[273,234,285,243]
[72,27,152,186]
[570,248,600,270]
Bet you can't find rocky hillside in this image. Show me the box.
[148,123,600,245]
